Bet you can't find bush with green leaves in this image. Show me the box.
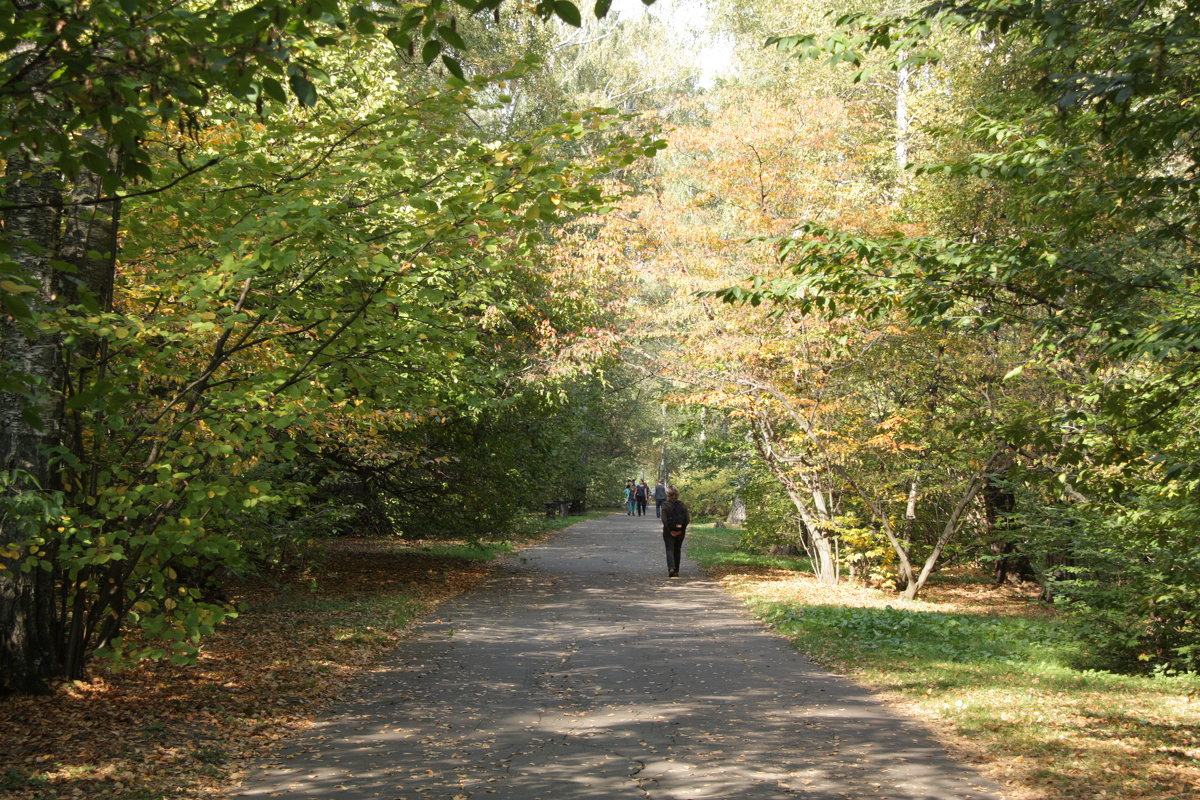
[0,18,663,687]
[1033,507,1200,675]
[737,472,804,553]
[711,0,1200,670]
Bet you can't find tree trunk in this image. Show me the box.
[0,159,65,693]
[983,477,1032,584]
[726,493,746,526]
[568,484,587,514]
[895,56,911,171]
[1,136,122,689]
[749,416,838,583]
[805,483,839,583]
[778,476,837,584]
[902,479,918,549]
[902,452,1001,600]
[59,149,121,310]
[808,523,836,584]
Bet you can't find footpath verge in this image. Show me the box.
[687,522,1200,800]
[0,512,603,800]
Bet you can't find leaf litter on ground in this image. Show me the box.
[0,537,509,800]
[702,557,1200,800]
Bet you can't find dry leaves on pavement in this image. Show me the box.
[0,539,495,800]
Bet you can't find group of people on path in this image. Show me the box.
[624,478,669,517]
[623,478,690,578]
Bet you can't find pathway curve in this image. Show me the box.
[231,513,1007,800]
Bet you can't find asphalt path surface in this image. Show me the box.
[231,513,1008,800]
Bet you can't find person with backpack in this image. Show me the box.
[652,479,667,518]
[634,478,650,516]
[660,485,690,578]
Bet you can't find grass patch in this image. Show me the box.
[686,522,813,572]
[412,541,516,561]
[0,513,600,800]
[689,526,1200,800]
[518,509,613,536]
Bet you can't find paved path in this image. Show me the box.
[231,514,1007,800]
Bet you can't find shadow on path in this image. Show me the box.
[230,514,1007,800]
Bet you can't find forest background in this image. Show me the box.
[1,0,1199,773]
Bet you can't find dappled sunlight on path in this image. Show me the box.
[230,514,1008,800]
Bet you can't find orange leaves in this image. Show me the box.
[862,413,925,454]
[0,539,497,800]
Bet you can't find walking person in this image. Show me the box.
[660,485,690,577]
[652,479,667,518]
[623,480,635,515]
[635,478,650,516]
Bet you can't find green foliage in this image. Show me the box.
[1,5,663,684]
[834,514,897,588]
[680,470,738,519]
[1017,501,1200,675]
[686,523,813,572]
[709,0,1200,670]
[0,0,649,197]
[736,471,801,553]
[758,602,1064,664]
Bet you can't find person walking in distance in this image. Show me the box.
[635,478,650,516]
[623,480,635,516]
[660,486,690,578]
[652,479,667,518]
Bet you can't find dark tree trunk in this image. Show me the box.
[568,485,586,514]
[983,478,1035,585]
[0,160,65,693]
[59,151,121,310]
[1,141,122,689]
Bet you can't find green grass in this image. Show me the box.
[412,541,517,561]
[688,526,1200,800]
[686,522,813,572]
[421,510,610,557]
[755,601,1069,665]
[523,509,612,533]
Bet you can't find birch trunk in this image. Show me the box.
[1,133,121,687]
[0,159,64,692]
[749,419,838,584]
[896,57,911,171]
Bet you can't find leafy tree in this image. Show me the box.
[726,0,1200,669]
[0,0,661,692]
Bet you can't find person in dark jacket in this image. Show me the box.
[660,486,690,578]
[652,479,667,517]
[634,478,650,516]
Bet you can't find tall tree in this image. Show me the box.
[0,0,661,692]
[732,0,1200,669]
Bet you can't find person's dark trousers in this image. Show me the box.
[637,497,647,515]
[663,530,685,575]
[655,498,664,518]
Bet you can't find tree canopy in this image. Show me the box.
[4,0,1200,692]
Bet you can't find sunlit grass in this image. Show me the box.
[689,526,1200,800]
[687,522,814,572]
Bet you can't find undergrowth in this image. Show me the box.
[688,525,1200,800]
